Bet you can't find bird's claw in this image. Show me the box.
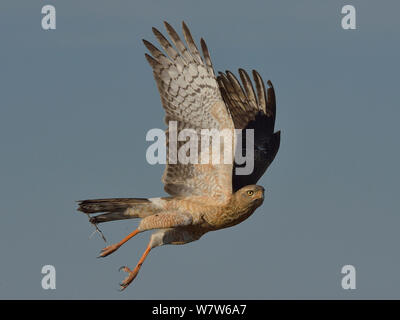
[118,266,138,291]
[98,244,119,258]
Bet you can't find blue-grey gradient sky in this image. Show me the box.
[0,0,399,299]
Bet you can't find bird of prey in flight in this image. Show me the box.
[78,21,280,291]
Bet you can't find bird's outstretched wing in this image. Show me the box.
[217,70,280,191]
[144,22,235,203]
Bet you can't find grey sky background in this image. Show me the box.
[0,0,399,299]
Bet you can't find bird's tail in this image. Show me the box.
[77,197,164,224]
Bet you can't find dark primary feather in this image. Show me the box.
[217,69,280,191]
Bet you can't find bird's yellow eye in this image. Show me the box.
[247,190,254,196]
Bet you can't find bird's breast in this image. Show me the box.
[198,203,258,231]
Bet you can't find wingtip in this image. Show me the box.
[144,53,157,67]
[163,20,172,29]
[252,69,261,78]
[144,53,155,63]
[182,21,194,39]
[152,26,163,37]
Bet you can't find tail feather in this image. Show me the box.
[77,197,164,223]
[78,198,150,214]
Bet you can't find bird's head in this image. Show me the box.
[234,184,265,210]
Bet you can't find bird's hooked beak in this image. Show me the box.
[259,186,265,197]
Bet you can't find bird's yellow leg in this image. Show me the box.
[98,228,140,258]
[119,242,152,290]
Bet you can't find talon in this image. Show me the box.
[118,266,131,272]
[98,244,119,258]
[116,243,152,291]
[119,266,138,290]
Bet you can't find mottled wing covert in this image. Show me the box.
[144,22,235,202]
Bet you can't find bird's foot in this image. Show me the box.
[118,266,139,291]
[98,244,120,258]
